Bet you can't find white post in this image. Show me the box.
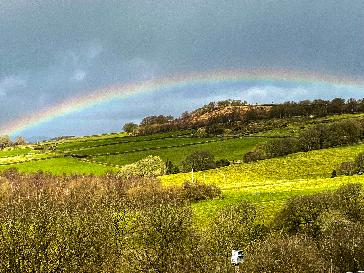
[191,168,194,183]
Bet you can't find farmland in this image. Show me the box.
[0,132,268,173]
[161,143,364,225]
[2,112,364,272]
[1,113,364,224]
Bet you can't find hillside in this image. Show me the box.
[2,105,364,272]
[0,111,363,222]
[161,143,364,225]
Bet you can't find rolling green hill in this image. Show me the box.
[161,143,364,225]
[1,112,364,226]
[0,131,269,174]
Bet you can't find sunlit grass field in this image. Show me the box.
[0,157,118,175]
[2,114,364,226]
[160,143,364,225]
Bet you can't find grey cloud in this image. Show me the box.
[1,0,364,136]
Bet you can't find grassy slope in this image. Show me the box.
[2,113,364,225]
[0,147,37,157]
[0,157,118,175]
[93,137,264,166]
[71,137,219,156]
[160,143,364,226]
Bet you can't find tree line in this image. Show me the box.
[123,98,364,135]
[0,136,26,149]
[244,119,363,162]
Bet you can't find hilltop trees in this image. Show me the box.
[0,136,27,149]
[122,97,364,136]
[0,135,12,148]
[122,122,138,134]
[14,136,26,145]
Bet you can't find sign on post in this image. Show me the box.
[231,250,244,265]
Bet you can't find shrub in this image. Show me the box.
[333,183,363,222]
[215,158,230,168]
[318,213,364,272]
[118,155,166,177]
[263,137,300,158]
[165,159,180,174]
[195,127,207,137]
[299,125,327,151]
[243,235,330,273]
[274,184,364,238]
[337,161,358,176]
[323,120,362,148]
[122,122,138,134]
[273,193,332,237]
[355,152,364,174]
[201,201,263,272]
[336,152,364,176]
[243,147,266,163]
[181,150,216,172]
[181,181,221,202]
[205,124,224,135]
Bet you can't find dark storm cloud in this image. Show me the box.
[1,0,364,136]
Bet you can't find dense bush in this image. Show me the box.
[122,122,138,134]
[165,159,180,174]
[274,184,363,237]
[337,152,364,176]
[2,168,364,272]
[273,192,332,237]
[215,158,230,168]
[337,161,358,176]
[298,125,327,151]
[181,181,221,202]
[263,137,300,158]
[319,213,364,272]
[117,155,166,177]
[181,150,216,172]
[323,120,362,148]
[0,169,213,273]
[243,146,267,163]
[243,235,330,273]
[203,201,268,273]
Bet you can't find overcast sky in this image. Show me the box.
[1,0,364,138]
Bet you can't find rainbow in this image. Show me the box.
[2,68,364,136]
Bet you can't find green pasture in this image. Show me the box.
[0,147,36,158]
[0,157,118,175]
[70,137,218,156]
[93,137,265,166]
[160,143,364,226]
[55,130,192,151]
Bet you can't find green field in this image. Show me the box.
[0,133,268,173]
[93,137,264,166]
[0,147,36,157]
[0,157,118,175]
[160,143,364,225]
[1,113,364,226]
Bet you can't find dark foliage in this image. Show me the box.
[181,150,216,172]
[215,158,230,168]
[263,137,300,158]
[165,159,180,174]
[182,181,221,202]
[243,235,330,273]
[337,152,364,176]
